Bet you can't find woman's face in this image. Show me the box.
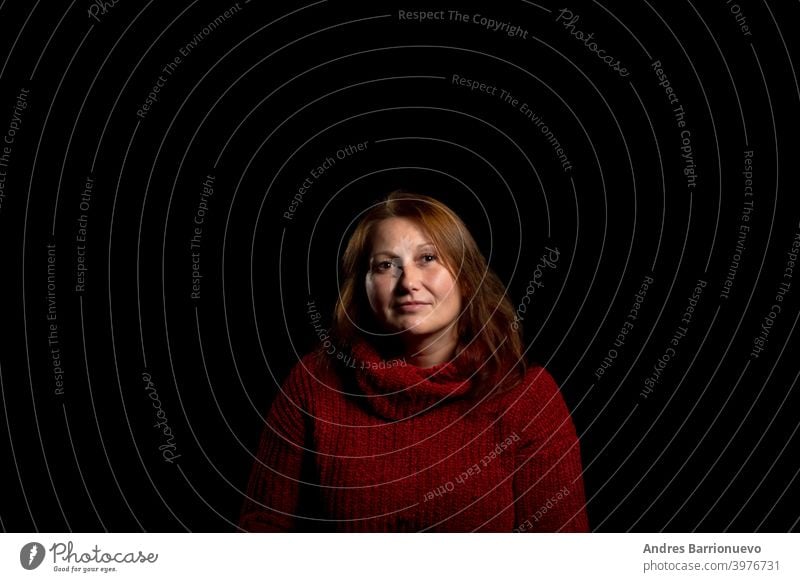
[365,217,462,343]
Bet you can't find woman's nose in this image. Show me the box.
[397,264,421,291]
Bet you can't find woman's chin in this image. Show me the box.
[391,320,434,336]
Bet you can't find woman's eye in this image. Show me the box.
[376,261,394,271]
[421,254,436,263]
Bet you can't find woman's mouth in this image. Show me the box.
[395,301,430,312]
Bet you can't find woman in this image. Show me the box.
[239,191,589,532]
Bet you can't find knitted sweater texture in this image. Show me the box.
[240,340,589,532]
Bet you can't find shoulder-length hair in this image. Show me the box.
[332,191,526,395]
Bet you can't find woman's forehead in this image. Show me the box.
[369,217,434,247]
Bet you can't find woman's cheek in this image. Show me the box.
[366,275,391,316]
[429,266,457,295]
[365,275,380,313]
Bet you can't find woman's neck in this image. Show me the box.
[401,327,459,368]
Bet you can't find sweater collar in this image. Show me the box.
[348,337,475,421]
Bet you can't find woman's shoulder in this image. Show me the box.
[282,348,343,393]
[502,363,561,401]
[498,364,572,434]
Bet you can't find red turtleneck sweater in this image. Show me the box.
[239,340,589,532]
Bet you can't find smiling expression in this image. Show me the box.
[365,217,462,343]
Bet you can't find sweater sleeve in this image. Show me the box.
[511,367,590,532]
[238,362,310,532]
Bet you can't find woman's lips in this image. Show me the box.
[394,302,430,312]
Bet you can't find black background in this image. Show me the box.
[1,0,798,532]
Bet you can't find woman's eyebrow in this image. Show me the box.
[371,243,435,257]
